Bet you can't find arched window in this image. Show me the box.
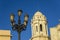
[36,26,38,32]
[45,24,47,34]
[40,24,42,31]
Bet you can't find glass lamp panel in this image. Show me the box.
[10,14,14,21]
[24,21,26,26]
[18,11,22,16]
[24,16,28,21]
[18,10,22,16]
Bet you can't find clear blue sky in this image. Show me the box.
[0,0,60,40]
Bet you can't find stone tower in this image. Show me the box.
[30,11,48,40]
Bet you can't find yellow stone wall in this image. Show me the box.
[50,28,58,40]
[0,30,11,40]
[50,24,60,40]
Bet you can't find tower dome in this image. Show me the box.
[34,11,43,16]
[32,11,47,21]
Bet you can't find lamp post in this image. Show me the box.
[10,10,29,40]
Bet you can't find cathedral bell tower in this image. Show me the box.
[30,11,48,40]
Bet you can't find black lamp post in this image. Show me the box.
[10,10,29,40]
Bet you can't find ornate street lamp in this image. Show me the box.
[10,10,29,40]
